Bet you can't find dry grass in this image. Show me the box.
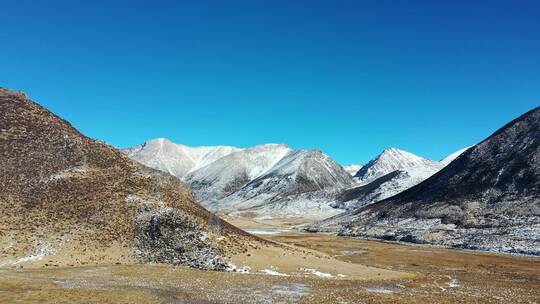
[1,230,539,303]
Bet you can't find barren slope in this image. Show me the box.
[0,88,257,270]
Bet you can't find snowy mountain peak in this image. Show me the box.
[208,148,355,219]
[354,147,441,184]
[343,164,363,176]
[332,146,473,210]
[379,147,426,162]
[124,138,242,178]
[125,137,470,221]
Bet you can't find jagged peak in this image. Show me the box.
[354,147,439,183]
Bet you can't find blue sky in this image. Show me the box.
[1,0,539,164]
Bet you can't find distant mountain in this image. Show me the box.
[212,149,354,219]
[126,141,471,221]
[127,140,354,220]
[125,138,241,178]
[354,148,442,184]
[323,107,540,255]
[184,144,292,202]
[343,164,363,176]
[332,148,450,210]
[0,88,256,270]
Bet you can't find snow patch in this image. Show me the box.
[46,165,88,182]
[271,283,310,297]
[366,287,394,294]
[447,276,460,288]
[0,243,57,267]
[243,228,288,235]
[260,268,289,276]
[226,263,251,274]
[299,268,333,278]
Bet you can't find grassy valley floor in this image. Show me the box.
[1,218,539,303]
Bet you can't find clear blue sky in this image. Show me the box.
[1,0,539,164]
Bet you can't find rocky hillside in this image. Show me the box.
[325,107,540,255]
[0,88,257,270]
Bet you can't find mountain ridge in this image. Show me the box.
[127,139,354,220]
[126,139,468,220]
[331,147,467,210]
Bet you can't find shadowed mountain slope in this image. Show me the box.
[329,107,540,255]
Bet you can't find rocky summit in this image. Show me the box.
[0,88,257,270]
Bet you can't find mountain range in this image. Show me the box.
[343,164,363,176]
[127,141,356,220]
[1,87,537,260]
[126,140,466,221]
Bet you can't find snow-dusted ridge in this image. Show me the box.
[332,147,470,211]
[440,146,472,166]
[354,147,443,185]
[125,139,469,220]
[125,139,354,220]
[125,138,242,178]
[343,164,363,176]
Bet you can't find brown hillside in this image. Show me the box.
[0,88,258,270]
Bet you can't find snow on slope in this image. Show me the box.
[124,138,241,178]
[343,164,363,176]
[354,148,442,185]
[209,149,354,219]
[125,139,469,221]
[333,167,440,210]
[334,147,470,210]
[183,144,292,202]
[440,146,472,166]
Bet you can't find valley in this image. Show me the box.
[2,223,538,303]
[1,89,538,303]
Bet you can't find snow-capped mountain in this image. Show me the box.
[125,139,469,220]
[125,138,241,178]
[332,147,469,210]
[126,140,354,220]
[183,144,291,202]
[354,148,442,185]
[212,149,355,219]
[343,164,363,176]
